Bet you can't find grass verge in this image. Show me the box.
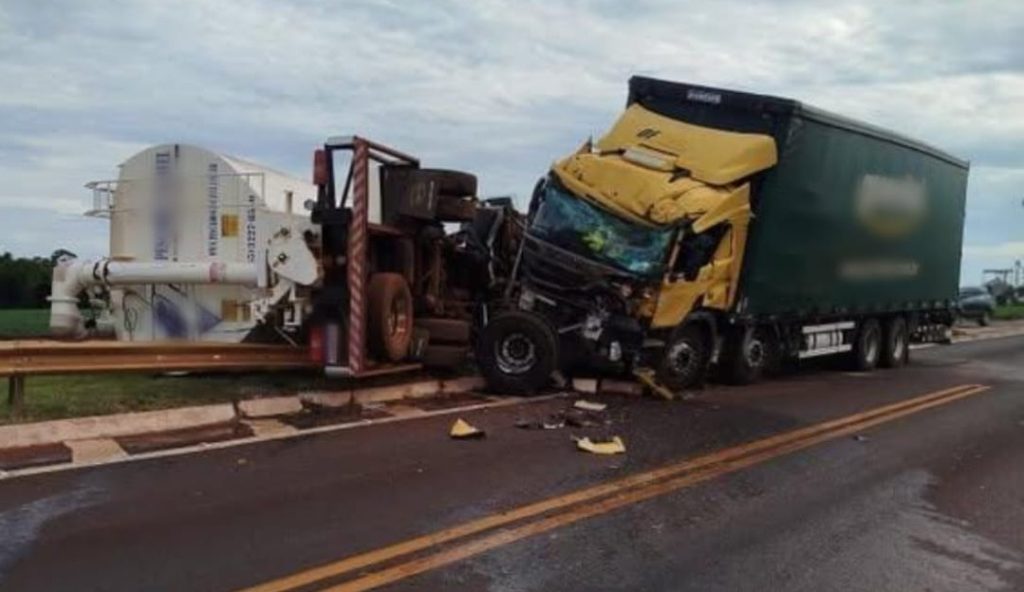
[994,304,1024,320]
[0,308,50,338]
[0,371,329,425]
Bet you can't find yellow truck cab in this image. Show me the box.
[477,77,967,394]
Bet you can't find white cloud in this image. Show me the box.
[964,241,1024,259]
[0,0,1022,283]
[0,133,149,214]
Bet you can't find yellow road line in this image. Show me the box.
[240,383,986,592]
[326,384,989,592]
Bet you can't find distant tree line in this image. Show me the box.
[0,250,74,308]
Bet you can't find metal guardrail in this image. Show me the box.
[2,340,314,415]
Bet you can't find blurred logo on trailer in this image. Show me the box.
[855,174,926,238]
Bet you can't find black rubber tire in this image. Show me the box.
[419,168,478,197]
[415,318,472,344]
[656,323,711,391]
[723,327,773,385]
[880,316,909,368]
[435,195,478,221]
[978,311,991,327]
[421,344,468,369]
[851,318,882,372]
[367,273,414,362]
[477,311,558,395]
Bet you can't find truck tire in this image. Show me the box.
[421,344,468,369]
[367,273,414,362]
[420,168,478,197]
[880,316,909,368]
[435,196,478,222]
[477,311,558,395]
[851,318,882,371]
[415,318,471,344]
[723,327,772,385]
[656,324,710,391]
[978,311,991,327]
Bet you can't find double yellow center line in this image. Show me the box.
[242,383,989,592]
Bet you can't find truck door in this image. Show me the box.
[650,185,752,329]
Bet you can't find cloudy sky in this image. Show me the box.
[1,0,1022,283]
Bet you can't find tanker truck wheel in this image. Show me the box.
[477,311,558,395]
[367,273,414,362]
[851,318,882,371]
[656,324,710,391]
[880,316,909,368]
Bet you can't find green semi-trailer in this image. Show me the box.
[630,78,970,318]
[478,76,969,394]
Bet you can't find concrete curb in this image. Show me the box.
[300,376,484,409]
[238,396,303,419]
[951,328,1024,344]
[1,375,486,450]
[0,404,236,449]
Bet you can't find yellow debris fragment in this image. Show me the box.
[449,418,485,439]
[576,436,626,455]
[634,368,676,400]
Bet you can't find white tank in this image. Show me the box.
[86,144,317,343]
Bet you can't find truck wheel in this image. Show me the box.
[477,311,558,395]
[852,318,881,371]
[724,327,772,385]
[435,196,478,222]
[420,168,478,197]
[656,324,710,391]
[978,311,991,327]
[367,273,414,362]
[880,316,909,368]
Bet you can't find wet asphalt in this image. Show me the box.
[1,335,1023,591]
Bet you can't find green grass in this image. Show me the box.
[1,371,330,425]
[0,308,50,338]
[994,303,1024,321]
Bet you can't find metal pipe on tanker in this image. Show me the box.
[98,261,258,286]
[48,256,259,339]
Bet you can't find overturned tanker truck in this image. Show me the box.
[49,138,521,377]
[477,76,969,394]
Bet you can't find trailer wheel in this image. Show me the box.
[367,273,414,362]
[723,327,772,385]
[852,318,882,371]
[656,324,710,391]
[880,316,909,368]
[477,311,558,395]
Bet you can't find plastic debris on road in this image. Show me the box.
[573,399,608,412]
[515,417,540,430]
[565,406,610,428]
[543,418,566,430]
[450,418,485,439]
[575,436,626,455]
[516,414,566,430]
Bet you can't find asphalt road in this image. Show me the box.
[1,336,1023,591]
